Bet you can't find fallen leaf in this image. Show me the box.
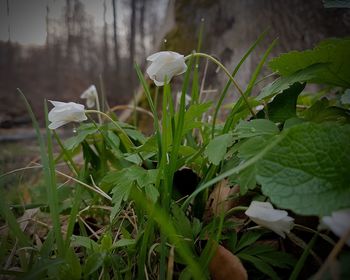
[209,244,248,280]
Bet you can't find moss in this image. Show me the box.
[161,25,197,54]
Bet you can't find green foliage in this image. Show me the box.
[4,37,350,280]
[257,122,350,215]
[269,38,350,87]
[204,134,233,165]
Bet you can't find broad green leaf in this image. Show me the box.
[301,98,350,124]
[204,134,234,165]
[234,119,279,138]
[257,63,327,100]
[268,38,350,88]
[257,122,350,216]
[64,123,98,150]
[263,82,305,123]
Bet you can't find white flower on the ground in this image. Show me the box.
[80,85,98,108]
[146,51,187,86]
[321,209,350,246]
[245,201,294,238]
[48,101,87,129]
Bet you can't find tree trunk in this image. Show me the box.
[112,0,119,73]
[129,0,137,90]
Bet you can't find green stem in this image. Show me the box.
[94,92,102,124]
[184,52,255,117]
[85,110,133,152]
[289,233,318,280]
[225,206,248,217]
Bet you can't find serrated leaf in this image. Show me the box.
[204,134,234,165]
[257,122,350,216]
[268,38,350,88]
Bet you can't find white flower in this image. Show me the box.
[80,85,98,108]
[321,209,350,246]
[245,201,294,238]
[146,51,187,86]
[48,101,87,129]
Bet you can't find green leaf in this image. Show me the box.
[234,119,279,138]
[341,89,350,105]
[238,253,280,280]
[114,239,136,248]
[235,231,262,253]
[204,134,234,165]
[264,82,305,123]
[144,184,159,203]
[71,235,99,251]
[64,123,98,150]
[301,98,350,124]
[182,102,212,135]
[83,252,104,276]
[269,38,350,88]
[257,122,350,215]
[323,0,350,8]
[171,204,194,241]
[257,63,327,100]
[105,166,159,220]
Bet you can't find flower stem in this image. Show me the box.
[184,52,256,117]
[95,92,102,124]
[225,206,248,217]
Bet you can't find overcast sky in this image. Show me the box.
[0,0,119,45]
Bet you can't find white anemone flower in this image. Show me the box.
[321,209,350,246]
[80,85,98,108]
[146,51,187,86]
[48,101,87,129]
[245,201,294,238]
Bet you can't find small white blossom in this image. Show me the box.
[80,85,98,108]
[146,51,187,86]
[48,101,87,129]
[321,209,350,246]
[245,201,294,238]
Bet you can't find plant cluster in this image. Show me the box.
[1,34,350,279]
